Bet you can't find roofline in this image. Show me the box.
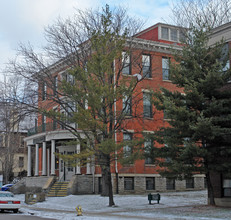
[210,21,231,35]
[43,35,182,76]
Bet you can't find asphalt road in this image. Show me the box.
[0,213,56,220]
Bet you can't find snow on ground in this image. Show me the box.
[13,190,231,220]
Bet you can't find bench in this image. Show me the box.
[148,193,161,204]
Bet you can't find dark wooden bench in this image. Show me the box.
[148,193,161,204]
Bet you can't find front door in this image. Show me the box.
[58,146,76,181]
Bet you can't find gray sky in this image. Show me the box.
[0,0,172,77]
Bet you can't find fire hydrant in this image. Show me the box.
[76,205,83,216]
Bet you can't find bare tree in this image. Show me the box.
[170,0,231,29]
[6,5,152,206]
[0,74,35,184]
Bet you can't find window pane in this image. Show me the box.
[122,52,131,75]
[170,29,178,41]
[179,30,186,42]
[223,179,231,187]
[146,177,155,190]
[223,178,231,197]
[142,55,151,78]
[220,43,230,72]
[54,76,58,95]
[161,27,169,40]
[162,57,170,80]
[166,178,175,190]
[42,83,46,100]
[144,139,154,164]
[124,177,134,190]
[19,157,24,168]
[143,93,152,118]
[42,115,46,132]
[186,178,194,188]
[142,55,150,65]
[162,57,169,69]
[123,133,132,157]
[123,95,132,116]
[224,188,231,197]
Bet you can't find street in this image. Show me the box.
[0,212,55,220]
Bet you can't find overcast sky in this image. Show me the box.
[0,0,173,77]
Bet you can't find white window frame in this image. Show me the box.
[122,51,131,75]
[123,133,132,158]
[142,54,151,78]
[162,57,170,81]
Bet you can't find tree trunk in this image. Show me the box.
[100,154,115,206]
[206,172,215,205]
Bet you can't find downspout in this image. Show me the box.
[92,156,95,193]
[114,59,119,194]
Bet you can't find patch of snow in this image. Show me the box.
[12,190,231,220]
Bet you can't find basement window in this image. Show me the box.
[124,177,134,190]
[223,179,231,197]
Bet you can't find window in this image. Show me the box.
[98,177,102,193]
[179,30,186,42]
[53,107,58,130]
[161,26,186,42]
[66,74,74,84]
[124,177,134,190]
[123,133,132,158]
[146,177,155,190]
[163,109,168,119]
[186,178,194,188]
[223,178,231,197]
[161,27,169,40]
[66,102,75,124]
[162,57,170,80]
[204,177,207,189]
[19,157,24,168]
[143,93,152,118]
[166,178,175,190]
[221,43,230,72]
[144,139,154,164]
[67,151,74,171]
[122,52,131,75]
[42,114,46,132]
[183,137,190,147]
[170,28,178,41]
[42,82,47,100]
[142,55,151,78]
[54,76,58,95]
[20,136,24,148]
[123,95,132,116]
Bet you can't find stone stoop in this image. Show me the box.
[47,182,69,197]
[26,198,37,205]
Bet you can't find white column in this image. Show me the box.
[47,147,50,176]
[51,140,56,175]
[27,145,32,177]
[42,141,47,176]
[86,158,91,174]
[35,144,39,176]
[76,144,81,174]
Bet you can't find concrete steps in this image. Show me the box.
[47,182,69,197]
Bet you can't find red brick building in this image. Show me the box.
[24,23,206,194]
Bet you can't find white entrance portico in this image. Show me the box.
[24,129,91,180]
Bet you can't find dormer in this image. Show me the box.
[135,23,186,44]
